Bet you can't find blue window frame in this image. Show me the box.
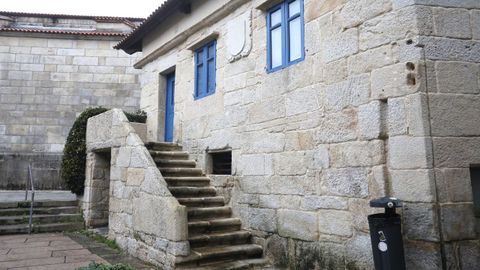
[266,0,304,73]
[194,40,216,99]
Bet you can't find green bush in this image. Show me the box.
[77,261,135,270]
[61,107,147,195]
[124,109,147,124]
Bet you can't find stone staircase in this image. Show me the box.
[0,200,84,235]
[145,142,266,270]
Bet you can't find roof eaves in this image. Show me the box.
[0,11,144,22]
[114,0,189,54]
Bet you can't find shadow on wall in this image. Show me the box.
[0,153,64,190]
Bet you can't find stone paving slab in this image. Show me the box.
[0,233,107,269]
[0,232,155,270]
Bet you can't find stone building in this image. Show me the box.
[0,12,143,189]
[82,0,480,269]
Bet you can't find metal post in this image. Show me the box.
[27,164,35,234]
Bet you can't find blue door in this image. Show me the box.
[164,73,175,142]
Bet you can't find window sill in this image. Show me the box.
[266,56,305,74]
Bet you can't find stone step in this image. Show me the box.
[188,206,232,221]
[175,244,263,267]
[0,200,78,209]
[169,187,217,198]
[150,150,189,160]
[0,213,83,226]
[0,222,84,235]
[189,230,252,248]
[156,159,197,168]
[165,177,211,187]
[145,142,183,151]
[0,206,80,216]
[160,167,204,177]
[178,196,225,207]
[176,258,268,270]
[188,218,242,235]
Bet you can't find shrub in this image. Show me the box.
[61,107,147,195]
[124,109,147,124]
[77,261,135,270]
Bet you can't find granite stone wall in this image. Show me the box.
[134,0,480,268]
[83,109,188,269]
[0,34,142,189]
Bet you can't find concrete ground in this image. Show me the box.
[0,190,76,202]
[0,233,154,270]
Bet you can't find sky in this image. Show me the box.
[1,0,166,18]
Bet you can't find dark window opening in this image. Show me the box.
[209,151,232,175]
[470,167,480,217]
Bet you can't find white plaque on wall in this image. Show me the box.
[226,10,252,62]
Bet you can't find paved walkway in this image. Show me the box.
[0,191,76,202]
[0,233,106,270]
[0,233,154,270]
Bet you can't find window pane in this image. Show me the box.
[288,0,300,17]
[289,17,302,61]
[196,63,205,96]
[208,44,215,59]
[207,59,215,93]
[197,50,203,64]
[271,27,282,68]
[271,9,282,26]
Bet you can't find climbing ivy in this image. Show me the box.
[61,107,146,195]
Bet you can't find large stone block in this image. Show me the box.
[238,206,277,232]
[324,74,370,112]
[329,140,385,168]
[338,0,392,28]
[433,7,472,39]
[433,137,480,168]
[318,210,353,236]
[321,27,359,63]
[302,195,348,210]
[133,194,187,241]
[345,233,374,270]
[238,154,271,176]
[285,86,320,116]
[359,6,432,50]
[387,97,407,136]
[390,169,435,202]
[358,101,385,140]
[429,94,480,136]
[241,132,285,154]
[403,203,440,241]
[277,209,318,241]
[435,61,479,94]
[247,96,285,124]
[371,63,420,99]
[445,240,480,270]
[388,136,432,169]
[404,240,442,270]
[320,168,369,198]
[420,36,480,62]
[348,45,393,75]
[273,151,307,176]
[305,0,345,22]
[440,203,476,241]
[473,10,480,40]
[435,168,473,203]
[316,108,358,144]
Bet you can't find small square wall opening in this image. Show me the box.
[470,166,480,217]
[207,150,232,175]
